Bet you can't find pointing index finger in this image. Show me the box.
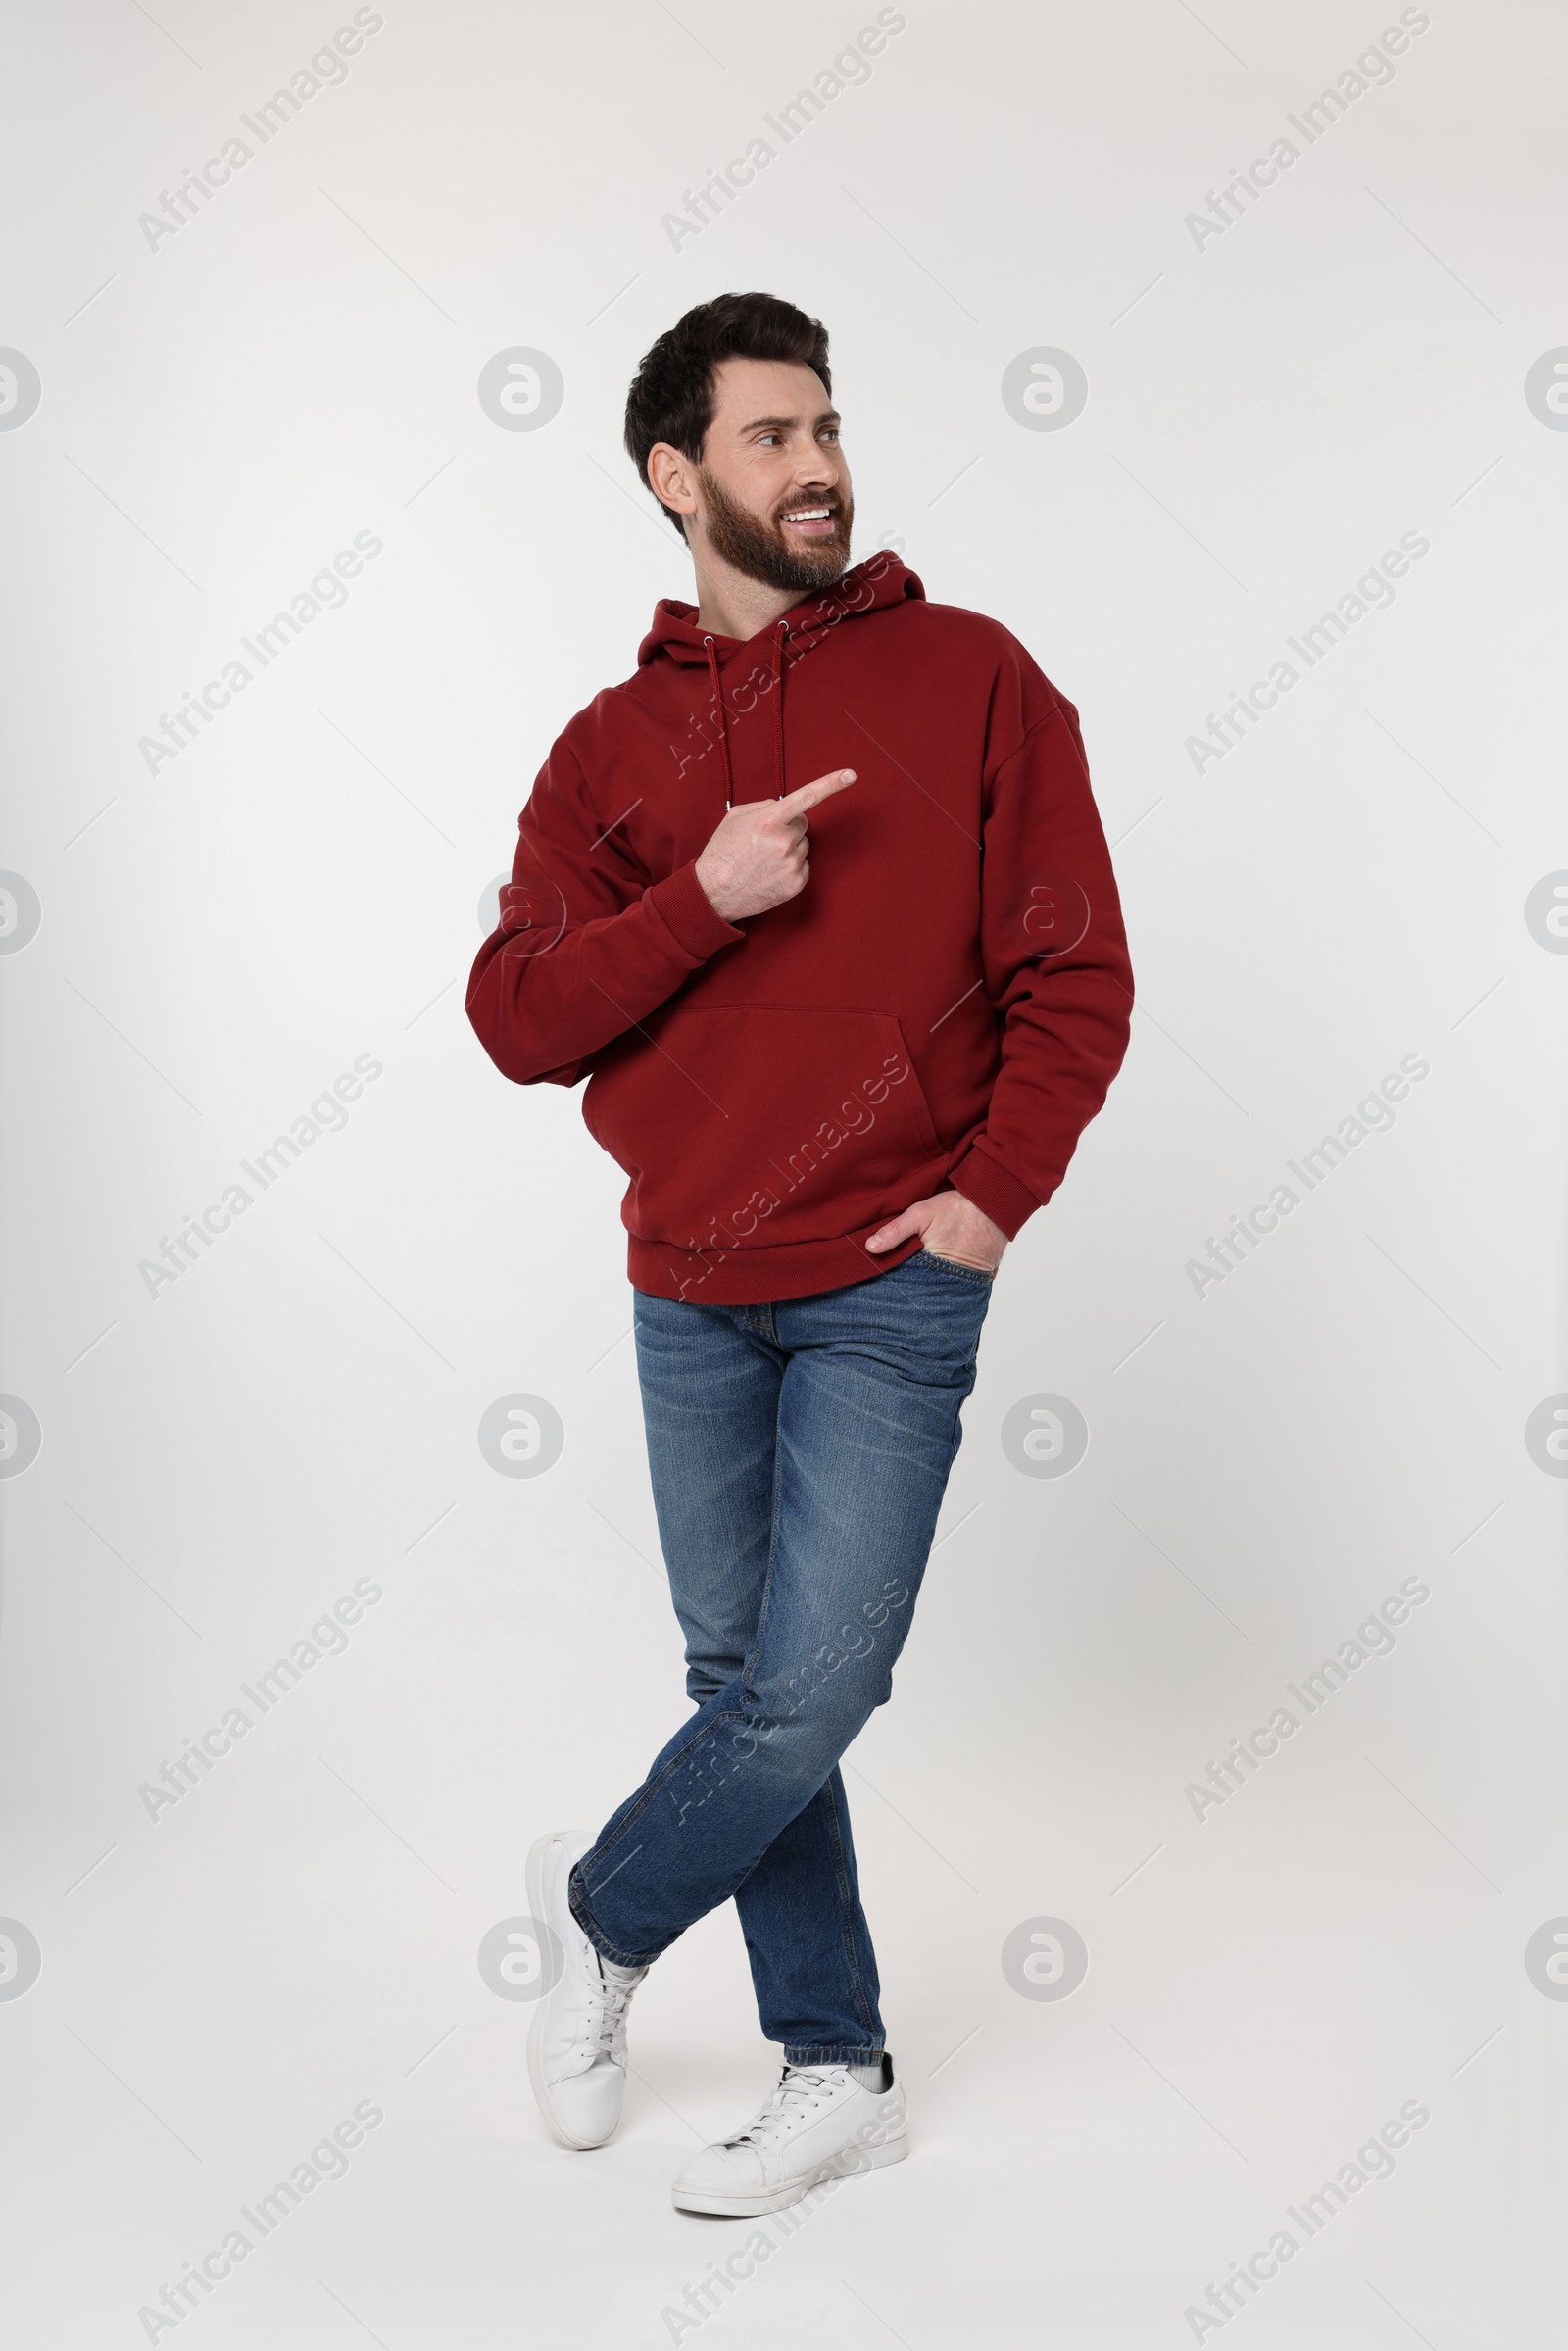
[780,767,857,817]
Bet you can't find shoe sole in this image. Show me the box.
[671,2128,908,2216]
[525,1832,613,2153]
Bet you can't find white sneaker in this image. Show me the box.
[525,1830,648,2150]
[671,2056,908,2216]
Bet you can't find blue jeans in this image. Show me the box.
[567,1248,994,2067]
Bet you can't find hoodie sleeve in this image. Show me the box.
[945,685,1133,1238]
[466,736,745,1087]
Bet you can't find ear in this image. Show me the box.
[647,440,700,523]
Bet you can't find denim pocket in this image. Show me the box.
[914,1247,996,1287]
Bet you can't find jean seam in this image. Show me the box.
[581,1701,753,1875]
[822,1770,879,2039]
[742,1370,789,1691]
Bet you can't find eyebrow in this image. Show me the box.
[735,408,842,434]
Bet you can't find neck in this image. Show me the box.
[688,537,838,643]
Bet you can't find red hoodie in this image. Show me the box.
[467,552,1133,1303]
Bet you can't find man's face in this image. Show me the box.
[687,357,855,593]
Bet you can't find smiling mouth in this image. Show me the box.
[779,506,839,534]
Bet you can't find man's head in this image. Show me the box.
[624,292,854,593]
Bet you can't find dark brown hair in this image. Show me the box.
[623,292,832,537]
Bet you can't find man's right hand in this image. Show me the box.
[695,769,857,922]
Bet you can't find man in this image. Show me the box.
[467,291,1132,2215]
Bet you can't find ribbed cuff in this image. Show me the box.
[946,1143,1041,1241]
[646,859,746,961]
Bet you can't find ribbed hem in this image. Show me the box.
[630,1222,924,1306]
[945,1142,1042,1241]
[783,2045,886,2069]
[644,859,746,961]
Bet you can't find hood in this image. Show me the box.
[636,550,924,670]
[634,551,924,808]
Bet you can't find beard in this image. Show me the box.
[693,467,855,595]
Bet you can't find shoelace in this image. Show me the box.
[577,1950,646,2066]
[725,2064,847,2148]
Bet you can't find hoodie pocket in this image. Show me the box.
[582,1005,944,1249]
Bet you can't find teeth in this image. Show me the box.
[784,509,831,522]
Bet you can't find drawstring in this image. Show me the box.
[702,634,734,810]
[770,621,787,797]
[703,619,792,810]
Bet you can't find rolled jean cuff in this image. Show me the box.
[566,1862,670,1970]
[784,2044,886,2068]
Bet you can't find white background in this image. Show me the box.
[2,1,1565,2344]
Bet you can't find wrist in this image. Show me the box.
[695,859,733,920]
